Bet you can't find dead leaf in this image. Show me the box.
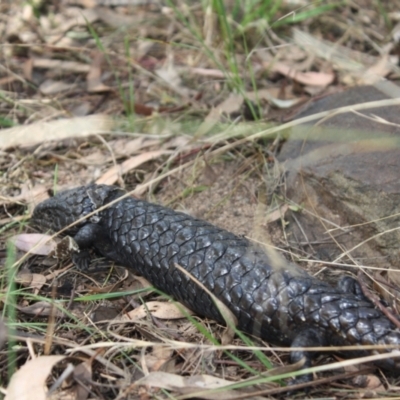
[358,53,392,85]
[265,204,289,224]
[186,67,230,79]
[206,94,244,122]
[11,234,56,256]
[266,61,335,87]
[145,347,174,372]
[39,79,76,95]
[50,8,99,41]
[90,303,120,322]
[6,13,23,41]
[292,28,398,81]
[137,371,247,400]
[162,136,191,150]
[73,360,92,400]
[120,301,193,322]
[393,21,400,42]
[22,183,49,208]
[351,374,384,391]
[0,76,19,86]
[87,52,112,93]
[132,103,156,116]
[246,89,303,109]
[125,275,154,297]
[70,102,92,117]
[0,184,48,208]
[80,150,107,165]
[156,62,190,97]
[109,138,161,157]
[86,268,128,295]
[96,7,144,29]
[96,150,170,185]
[32,58,90,73]
[5,355,65,400]
[204,88,303,123]
[16,270,47,292]
[17,302,65,318]
[0,115,114,150]
[23,58,33,81]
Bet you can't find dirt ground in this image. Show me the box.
[2,0,400,398]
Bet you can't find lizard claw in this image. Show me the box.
[72,249,91,270]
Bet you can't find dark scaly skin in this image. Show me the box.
[31,184,400,378]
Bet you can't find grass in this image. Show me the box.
[1,0,399,397]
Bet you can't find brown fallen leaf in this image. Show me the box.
[0,115,114,150]
[22,183,49,209]
[265,204,289,224]
[86,268,129,295]
[5,355,65,400]
[23,58,33,81]
[32,58,91,73]
[156,62,192,98]
[265,61,335,87]
[205,89,303,123]
[17,301,65,318]
[90,303,120,322]
[246,88,304,109]
[162,136,191,150]
[359,53,392,85]
[73,359,93,400]
[120,301,194,322]
[109,137,161,157]
[132,103,157,116]
[50,8,99,41]
[0,184,48,208]
[136,371,268,400]
[87,51,112,93]
[96,6,144,28]
[10,233,56,256]
[70,102,92,117]
[351,374,384,391]
[95,150,170,185]
[39,79,75,95]
[292,28,399,81]
[205,94,243,122]
[16,270,47,292]
[186,67,232,79]
[79,150,107,165]
[144,347,174,373]
[132,103,191,116]
[0,75,20,86]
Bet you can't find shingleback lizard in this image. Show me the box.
[31,184,400,380]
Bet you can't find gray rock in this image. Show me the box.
[278,82,400,272]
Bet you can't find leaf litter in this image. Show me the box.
[2,0,400,398]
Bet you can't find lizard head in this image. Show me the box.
[31,184,125,234]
